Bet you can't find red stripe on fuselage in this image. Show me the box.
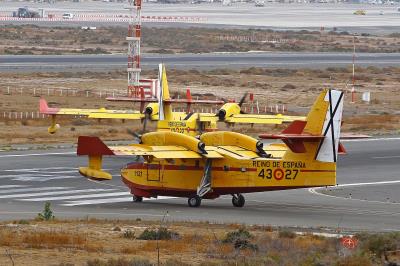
[126,163,257,172]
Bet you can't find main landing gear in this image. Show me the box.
[232,194,245,207]
[132,195,143,202]
[188,195,202,207]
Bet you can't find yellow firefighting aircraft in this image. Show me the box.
[40,63,305,136]
[77,88,343,207]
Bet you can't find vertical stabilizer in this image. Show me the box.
[157,64,173,120]
[304,89,344,163]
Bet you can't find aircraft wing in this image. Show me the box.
[77,136,223,159]
[224,114,306,124]
[40,98,143,119]
[198,113,219,122]
[106,97,158,103]
[87,112,144,120]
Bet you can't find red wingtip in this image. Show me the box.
[39,98,61,114]
[186,88,192,101]
[39,98,49,113]
[77,136,115,156]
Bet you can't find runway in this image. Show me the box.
[0,137,399,231]
[1,52,400,72]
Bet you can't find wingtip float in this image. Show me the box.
[76,89,344,208]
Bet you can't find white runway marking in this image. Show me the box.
[336,180,400,188]
[0,173,80,182]
[372,155,400,159]
[20,191,129,202]
[0,187,68,194]
[342,137,400,142]
[0,152,75,158]
[63,197,133,206]
[63,196,177,206]
[0,188,113,199]
[13,175,80,182]
[4,167,73,171]
[0,185,26,189]
[309,179,400,205]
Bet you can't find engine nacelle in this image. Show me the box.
[217,103,241,121]
[200,131,267,156]
[141,131,207,154]
[145,103,159,117]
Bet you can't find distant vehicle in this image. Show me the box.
[379,11,384,15]
[222,0,232,5]
[62,13,74,19]
[12,7,40,18]
[255,0,265,6]
[353,10,366,15]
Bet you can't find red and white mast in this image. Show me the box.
[351,34,356,103]
[127,0,142,97]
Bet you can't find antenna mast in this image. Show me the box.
[127,0,142,97]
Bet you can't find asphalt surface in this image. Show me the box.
[1,52,400,72]
[0,137,399,231]
[1,2,400,30]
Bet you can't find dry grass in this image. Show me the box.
[0,219,398,265]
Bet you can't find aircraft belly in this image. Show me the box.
[162,169,203,191]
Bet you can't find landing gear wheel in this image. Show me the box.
[188,196,202,207]
[232,194,245,207]
[132,195,143,202]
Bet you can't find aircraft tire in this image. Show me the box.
[188,196,201,207]
[232,194,245,207]
[132,195,143,202]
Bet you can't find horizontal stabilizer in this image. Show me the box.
[77,136,115,156]
[259,120,324,153]
[338,142,346,154]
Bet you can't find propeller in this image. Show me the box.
[238,92,248,107]
[127,106,153,142]
[238,92,248,114]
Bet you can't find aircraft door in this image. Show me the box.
[146,162,161,182]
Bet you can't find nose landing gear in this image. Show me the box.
[132,195,143,202]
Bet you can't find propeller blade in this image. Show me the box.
[142,112,148,133]
[127,129,141,141]
[238,92,248,107]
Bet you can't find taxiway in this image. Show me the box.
[0,137,399,231]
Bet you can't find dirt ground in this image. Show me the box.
[1,67,399,145]
[0,218,398,266]
[1,25,400,55]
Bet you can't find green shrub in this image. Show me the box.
[37,202,55,221]
[223,228,253,244]
[223,228,258,251]
[138,227,179,240]
[356,232,400,259]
